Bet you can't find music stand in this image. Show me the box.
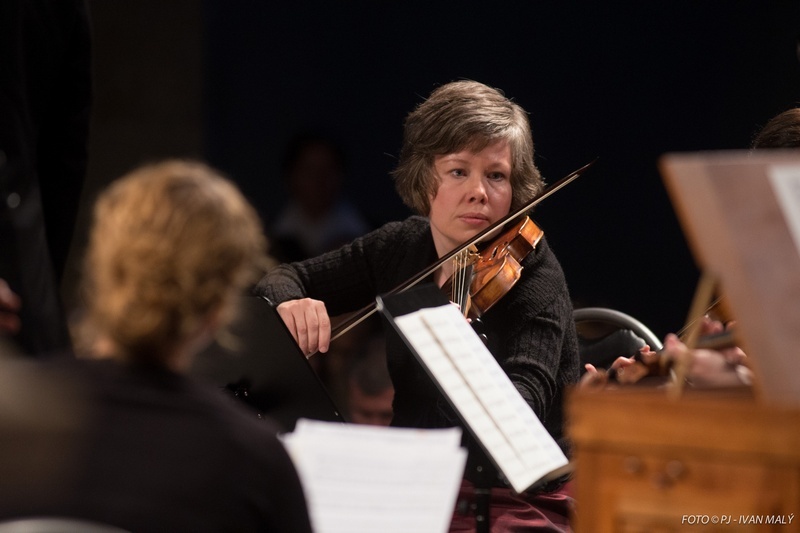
[190,294,344,431]
[659,150,800,407]
[377,284,570,532]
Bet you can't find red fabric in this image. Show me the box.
[449,480,574,532]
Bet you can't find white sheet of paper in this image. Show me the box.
[769,165,800,260]
[282,420,466,533]
[393,304,568,493]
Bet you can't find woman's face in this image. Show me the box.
[428,140,513,256]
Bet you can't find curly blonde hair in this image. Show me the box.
[392,80,544,215]
[81,160,267,363]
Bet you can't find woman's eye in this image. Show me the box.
[451,169,466,177]
[488,172,507,181]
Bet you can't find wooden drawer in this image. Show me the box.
[567,389,800,533]
[573,448,797,532]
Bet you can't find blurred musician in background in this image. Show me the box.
[752,107,800,149]
[257,80,579,532]
[0,161,311,533]
[345,334,394,426]
[270,132,371,263]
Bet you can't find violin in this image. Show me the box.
[443,217,544,319]
[323,159,596,350]
[605,329,740,386]
[605,347,670,385]
[583,289,735,387]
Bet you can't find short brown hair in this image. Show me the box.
[392,80,544,215]
[81,160,267,363]
[752,108,800,149]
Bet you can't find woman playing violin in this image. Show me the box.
[256,80,579,531]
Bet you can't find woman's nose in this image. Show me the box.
[466,176,488,203]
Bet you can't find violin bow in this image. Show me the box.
[325,159,598,346]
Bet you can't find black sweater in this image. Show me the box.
[0,358,312,533]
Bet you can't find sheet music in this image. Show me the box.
[281,420,466,533]
[768,165,800,259]
[392,303,568,493]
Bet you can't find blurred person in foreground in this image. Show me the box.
[0,160,311,533]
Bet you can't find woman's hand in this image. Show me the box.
[275,298,331,356]
[662,333,748,387]
[579,355,638,389]
[0,278,21,335]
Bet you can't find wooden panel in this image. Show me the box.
[568,389,800,533]
[575,449,793,532]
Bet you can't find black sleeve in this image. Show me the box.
[255,220,413,316]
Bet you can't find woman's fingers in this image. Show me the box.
[0,279,21,335]
[579,364,609,389]
[276,303,301,348]
[609,356,635,371]
[276,299,331,356]
[301,303,321,355]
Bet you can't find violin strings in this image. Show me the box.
[454,250,464,311]
[675,296,725,340]
[452,248,470,315]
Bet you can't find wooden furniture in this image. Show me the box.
[659,151,800,406]
[568,389,800,532]
[567,152,800,532]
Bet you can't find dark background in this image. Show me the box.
[81,1,800,339]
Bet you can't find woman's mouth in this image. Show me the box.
[459,213,489,225]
